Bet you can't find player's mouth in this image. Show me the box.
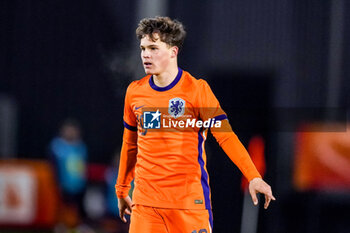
[143,62,152,68]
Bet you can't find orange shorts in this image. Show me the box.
[129,205,213,233]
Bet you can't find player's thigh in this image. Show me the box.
[162,208,212,233]
[129,205,168,233]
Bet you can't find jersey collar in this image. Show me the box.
[149,68,183,92]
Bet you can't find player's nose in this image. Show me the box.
[142,50,151,58]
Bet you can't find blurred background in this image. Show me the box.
[1,0,350,232]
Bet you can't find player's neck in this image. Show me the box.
[153,65,179,88]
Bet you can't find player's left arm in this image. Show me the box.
[198,79,275,208]
[212,123,276,209]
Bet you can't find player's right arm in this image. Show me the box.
[116,128,137,222]
[115,83,138,222]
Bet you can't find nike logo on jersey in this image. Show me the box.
[135,105,145,110]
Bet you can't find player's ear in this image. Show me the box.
[171,46,179,58]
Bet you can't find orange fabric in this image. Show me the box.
[129,205,211,233]
[115,69,261,209]
[211,121,262,182]
[116,129,138,198]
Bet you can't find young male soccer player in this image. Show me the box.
[116,16,275,233]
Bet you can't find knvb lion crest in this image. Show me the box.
[168,97,185,118]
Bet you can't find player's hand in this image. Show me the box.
[249,177,276,209]
[118,196,133,223]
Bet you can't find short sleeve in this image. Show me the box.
[123,82,137,131]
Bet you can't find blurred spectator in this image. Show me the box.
[48,118,88,229]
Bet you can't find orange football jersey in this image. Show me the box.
[116,68,261,225]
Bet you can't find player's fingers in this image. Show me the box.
[249,189,258,205]
[125,208,131,215]
[120,213,125,223]
[271,194,276,201]
[264,194,271,209]
[120,212,125,223]
[265,188,276,201]
[120,208,127,223]
[264,189,277,209]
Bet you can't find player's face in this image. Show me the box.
[140,33,176,75]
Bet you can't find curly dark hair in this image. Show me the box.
[136,16,186,50]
